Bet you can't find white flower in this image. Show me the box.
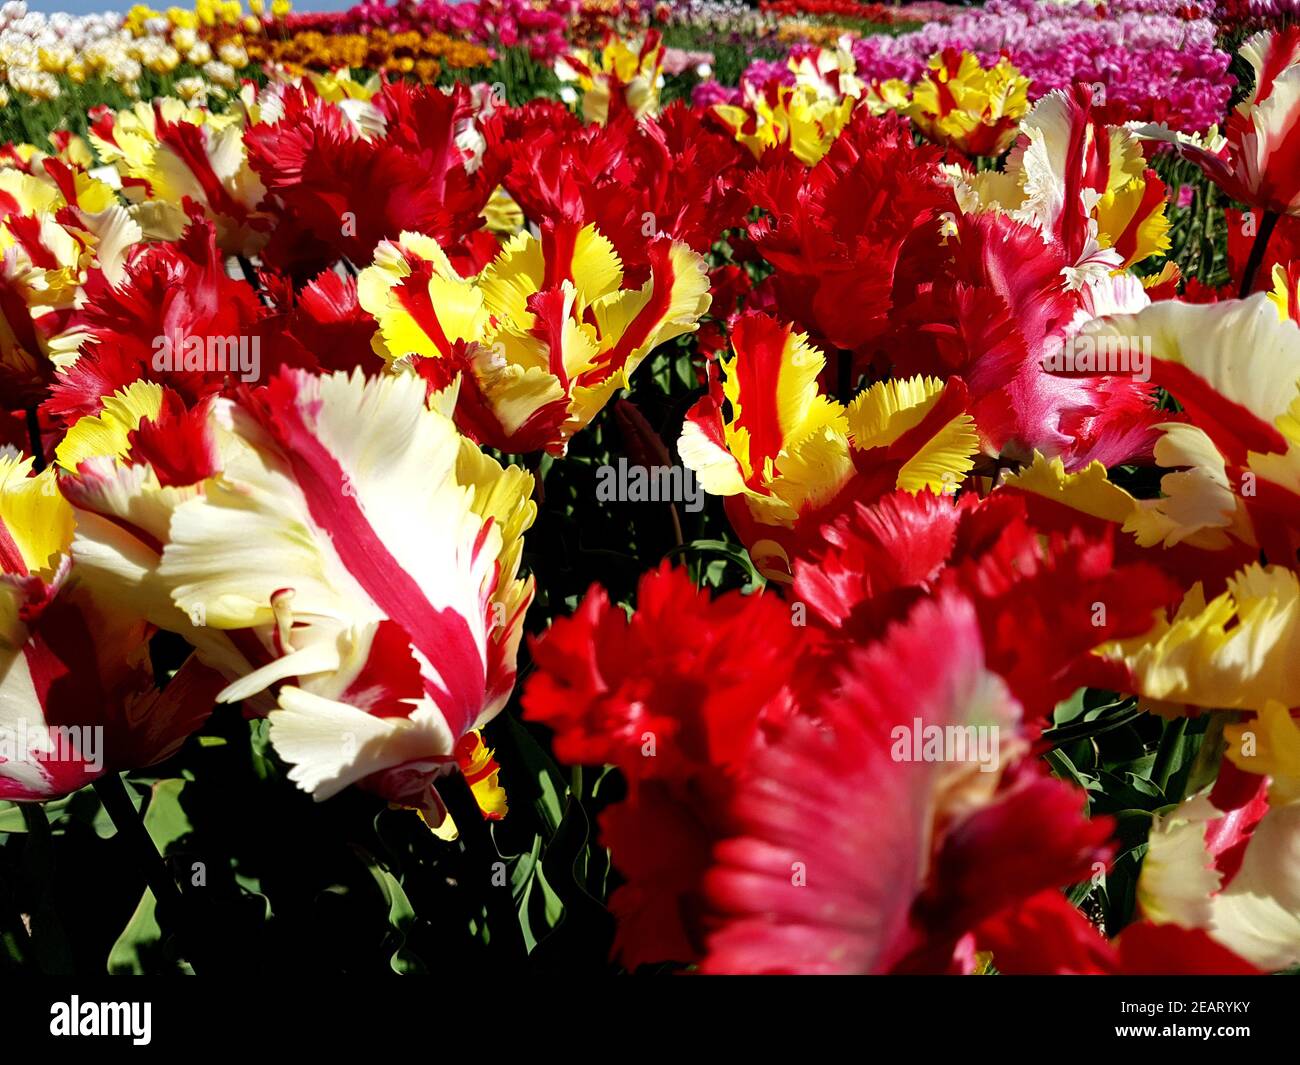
[173,75,209,103]
[202,59,237,89]
[217,40,248,68]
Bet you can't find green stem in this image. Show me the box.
[1185,711,1230,797]
[0,813,37,968]
[17,802,74,973]
[1239,209,1280,298]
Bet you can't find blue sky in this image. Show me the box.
[26,0,357,12]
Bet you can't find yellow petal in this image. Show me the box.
[55,380,164,470]
[1099,564,1300,711]
[0,456,73,577]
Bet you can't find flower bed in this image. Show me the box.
[2,0,1300,980]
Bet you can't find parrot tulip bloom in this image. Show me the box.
[53,368,536,827]
[679,312,977,580]
[0,158,142,406]
[1005,295,1300,708]
[711,81,854,166]
[557,31,665,126]
[0,214,90,406]
[1145,28,1300,217]
[701,591,1112,974]
[359,222,710,454]
[486,101,753,288]
[88,97,271,255]
[1081,294,1300,564]
[0,456,217,801]
[710,43,874,165]
[1003,449,1259,603]
[745,107,955,361]
[887,210,1162,471]
[1272,259,1300,323]
[954,85,1172,278]
[148,368,537,824]
[53,380,276,691]
[971,887,1261,975]
[907,49,1030,159]
[1099,564,1300,714]
[792,487,1182,717]
[48,217,267,423]
[243,80,501,279]
[523,561,807,969]
[785,43,867,105]
[1137,716,1300,972]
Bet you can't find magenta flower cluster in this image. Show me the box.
[848,0,1233,131]
[707,0,1235,132]
[280,0,579,61]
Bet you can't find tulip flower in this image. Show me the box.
[0,156,141,406]
[700,592,1111,974]
[359,222,710,454]
[1099,564,1300,713]
[1136,711,1300,972]
[971,888,1260,975]
[523,561,808,968]
[1141,28,1300,291]
[156,369,536,826]
[745,107,954,360]
[54,368,536,830]
[907,49,1030,158]
[679,312,978,581]
[954,85,1171,280]
[485,101,753,287]
[243,80,501,279]
[1080,294,1300,563]
[1270,256,1300,324]
[88,97,271,256]
[711,80,854,166]
[1151,28,1300,218]
[0,455,218,800]
[556,31,665,125]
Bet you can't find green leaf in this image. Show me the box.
[1052,688,1088,727]
[106,780,193,975]
[510,835,565,952]
[664,538,765,590]
[1043,748,1101,795]
[527,796,615,971]
[140,778,193,852]
[495,713,567,839]
[0,802,27,834]
[106,887,166,976]
[1092,770,1166,812]
[355,848,426,975]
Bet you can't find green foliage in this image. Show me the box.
[1046,689,1220,937]
[441,46,561,106]
[0,66,256,146]
[1150,153,1231,289]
